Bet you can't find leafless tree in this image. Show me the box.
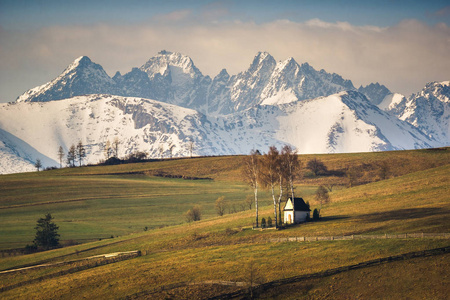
[315,185,330,210]
[307,158,327,176]
[261,146,280,228]
[243,149,261,227]
[187,139,194,158]
[113,137,120,158]
[104,140,113,159]
[215,196,227,216]
[34,159,42,172]
[57,146,65,168]
[281,145,301,200]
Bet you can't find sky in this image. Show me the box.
[0,0,449,103]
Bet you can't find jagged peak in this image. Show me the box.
[141,50,200,77]
[67,56,93,69]
[249,52,276,73]
[277,57,299,70]
[215,68,229,79]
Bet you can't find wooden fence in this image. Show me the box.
[269,232,450,243]
[209,246,450,299]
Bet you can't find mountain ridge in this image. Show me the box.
[3,51,448,174]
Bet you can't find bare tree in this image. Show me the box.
[34,159,42,172]
[281,145,301,200]
[245,195,253,210]
[307,158,327,176]
[76,140,86,167]
[261,146,280,228]
[113,137,120,158]
[315,185,330,210]
[104,140,113,159]
[243,149,261,227]
[57,146,65,169]
[215,196,227,216]
[187,140,194,158]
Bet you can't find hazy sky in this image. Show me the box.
[1,0,449,102]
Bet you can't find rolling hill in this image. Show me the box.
[0,149,449,299]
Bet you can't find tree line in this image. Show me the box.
[56,140,87,168]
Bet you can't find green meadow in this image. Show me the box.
[0,149,449,299]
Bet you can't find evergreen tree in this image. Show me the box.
[67,144,76,167]
[34,213,60,250]
[76,140,86,167]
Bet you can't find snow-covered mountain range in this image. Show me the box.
[2,51,448,174]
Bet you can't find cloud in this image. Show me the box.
[1,16,449,102]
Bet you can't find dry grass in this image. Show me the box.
[0,148,449,299]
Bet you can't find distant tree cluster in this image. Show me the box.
[58,140,87,168]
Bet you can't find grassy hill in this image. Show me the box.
[0,148,449,299]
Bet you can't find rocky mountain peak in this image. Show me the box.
[248,52,276,74]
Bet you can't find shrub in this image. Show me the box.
[185,206,202,222]
[215,196,227,216]
[267,216,272,227]
[313,209,320,220]
[261,218,266,228]
[307,158,328,176]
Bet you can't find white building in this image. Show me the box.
[283,197,311,224]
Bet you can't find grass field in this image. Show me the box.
[0,148,449,299]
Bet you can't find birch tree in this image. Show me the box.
[261,146,280,228]
[243,149,260,228]
[281,145,301,200]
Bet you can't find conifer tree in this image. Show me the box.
[34,213,60,250]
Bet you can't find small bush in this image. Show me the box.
[313,209,320,220]
[185,206,202,222]
[267,216,273,227]
[261,218,266,228]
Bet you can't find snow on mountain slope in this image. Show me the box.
[0,95,235,172]
[380,81,450,145]
[138,50,211,110]
[232,91,433,154]
[0,91,438,174]
[16,56,118,103]
[0,128,57,174]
